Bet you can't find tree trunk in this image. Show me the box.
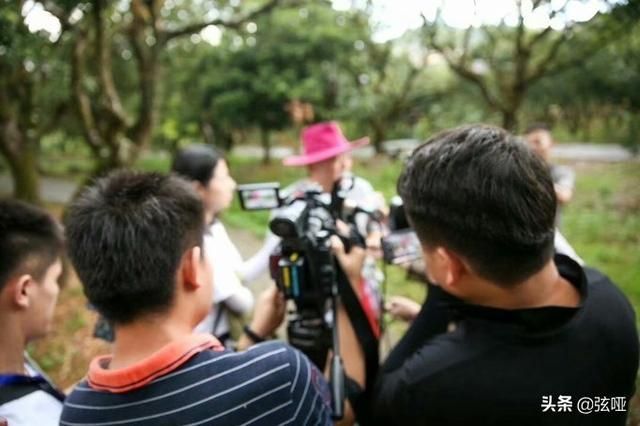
[9,150,40,204]
[260,127,271,165]
[370,120,386,154]
[2,139,41,204]
[0,116,41,204]
[502,110,518,133]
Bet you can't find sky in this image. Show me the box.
[22,0,611,44]
[332,0,610,41]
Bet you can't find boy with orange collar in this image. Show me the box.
[61,171,332,425]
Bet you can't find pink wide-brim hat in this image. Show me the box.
[283,121,369,167]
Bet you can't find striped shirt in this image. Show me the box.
[60,335,332,425]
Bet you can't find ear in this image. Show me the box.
[427,247,467,290]
[9,274,35,309]
[192,181,206,198]
[180,246,205,291]
[440,248,468,286]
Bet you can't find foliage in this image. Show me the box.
[3,0,640,199]
[419,0,640,132]
[525,22,640,149]
[0,1,73,202]
[160,2,375,161]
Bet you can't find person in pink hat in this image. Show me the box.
[242,121,382,425]
[242,121,377,274]
[281,121,369,190]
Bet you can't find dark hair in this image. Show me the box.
[398,125,556,286]
[172,144,224,186]
[0,199,63,291]
[524,122,551,135]
[65,171,205,324]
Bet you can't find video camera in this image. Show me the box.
[237,180,369,301]
[237,178,371,420]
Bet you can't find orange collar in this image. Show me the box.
[88,334,223,393]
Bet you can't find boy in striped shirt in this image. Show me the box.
[62,171,332,426]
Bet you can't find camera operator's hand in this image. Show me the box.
[385,295,421,322]
[330,234,366,290]
[237,285,285,350]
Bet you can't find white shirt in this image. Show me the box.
[0,359,62,426]
[194,221,254,338]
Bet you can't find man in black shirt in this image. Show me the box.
[372,125,639,425]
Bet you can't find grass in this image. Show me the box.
[561,162,640,313]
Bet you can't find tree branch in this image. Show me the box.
[71,28,102,153]
[161,0,288,42]
[0,74,20,161]
[527,30,570,82]
[526,0,569,49]
[421,12,504,112]
[460,25,473,65]
[126,4,159,149]
[479,26,506,84]
[94,0,129,128]
[534,0,640,81]
[36,101,68,140]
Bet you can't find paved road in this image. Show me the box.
[237,141,636,162]
[0,174,79,203]
[0,143,635,202]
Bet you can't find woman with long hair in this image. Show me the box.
[172,145,254,346]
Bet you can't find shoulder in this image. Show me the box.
[351,175,374,192]
[280,179,310,199]
[206,222,235,252]
[219,343,331,421]
[392,329,486,386]
[241,341,325,388]
[62,346,307,424]
[234,341,297,364]
[551,163,574,174]
[373,329,487,421]
[1,390,62,426]
[584,267,637,325]
[551,164,575,182]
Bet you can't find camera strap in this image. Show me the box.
[336,267,379,425]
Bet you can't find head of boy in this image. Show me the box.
[524,123,554,162]
[398,125,556,300]
[0,200,64,342]
[65,171,212,327]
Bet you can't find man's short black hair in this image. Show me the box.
[0,199,64,291]
[524,122,551,135]
[65,171,205,324]
[398,124,556,286]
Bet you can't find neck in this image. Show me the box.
[109,314,194,370]
[308,172,333,193]
[0,315,27,374]
[205,211,215,225]
[468,260,580,310]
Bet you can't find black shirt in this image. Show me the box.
[373,255,639,425]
